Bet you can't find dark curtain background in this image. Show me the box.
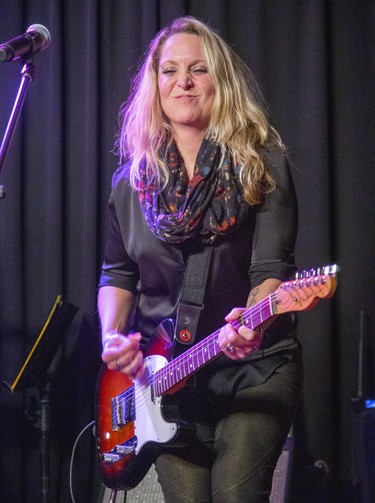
[0,1,374,502]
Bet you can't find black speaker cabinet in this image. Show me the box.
[351,402,375,503]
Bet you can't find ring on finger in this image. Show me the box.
[116,358,121,369]
[225,343,235,353]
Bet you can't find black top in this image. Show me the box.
[99,146,300,394]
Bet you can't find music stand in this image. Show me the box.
[4,295,78,503]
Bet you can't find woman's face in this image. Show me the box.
[158,33,215,134]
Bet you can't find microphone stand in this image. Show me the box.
[0,59,35,199]
[25,380,52,503]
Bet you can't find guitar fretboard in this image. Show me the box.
[153,294,274,396]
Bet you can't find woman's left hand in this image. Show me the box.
[218,307,263,360]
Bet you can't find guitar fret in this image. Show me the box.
[169,368,174,389]
[164,369,169,391]
[165,370,170,392]
[177,364,183,381]
[204,343,209,360]
[156,375,161,395]
[168,369,173,389]
[200,344,206,365]
[188,354,194,372]
[183,355,189,377]
[182,363,187,378]
[164,370,169,393]
[158,371,166,395]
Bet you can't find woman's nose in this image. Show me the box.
[177,74,193,89]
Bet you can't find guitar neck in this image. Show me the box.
[153,295,274,396]
[152,264,339,397]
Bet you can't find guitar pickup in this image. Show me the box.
[112,385,135,430]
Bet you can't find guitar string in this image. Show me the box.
[113,277,326,420]
[114,277,321,414]
[114,291,273,406]
[115,291,276,426]
[112,276,332,426]
[153,275,332,394]
[110,292,273,427]
[112,290,270,424]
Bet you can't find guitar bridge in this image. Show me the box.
[115,436,138,455]
[102,436,138,464]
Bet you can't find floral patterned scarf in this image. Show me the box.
[137,138,246,244]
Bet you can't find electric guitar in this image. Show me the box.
[95,265,338,490]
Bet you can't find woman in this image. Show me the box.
[99,16,303,503]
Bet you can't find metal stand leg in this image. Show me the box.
[40,383,51,503]
[108,489,117,502]
[107,488,127,502]
[25,382,52,503]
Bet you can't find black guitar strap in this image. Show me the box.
[175,246,213,347]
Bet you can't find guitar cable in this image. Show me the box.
[69,419,96,503]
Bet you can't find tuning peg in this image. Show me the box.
[295,264,340,281]
[329,264,340,274]
[321,264,340,276]
[295,270,306,280]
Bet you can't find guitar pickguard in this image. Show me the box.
[133,354,178,451]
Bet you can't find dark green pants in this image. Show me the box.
[155,352,303,503]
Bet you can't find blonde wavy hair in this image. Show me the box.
[116,16,284,205]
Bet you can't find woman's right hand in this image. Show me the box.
[101,332,144,379]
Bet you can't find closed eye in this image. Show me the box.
[161,68,177,75]
[159,66,208,76]
[192,67,208,74]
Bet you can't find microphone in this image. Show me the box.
[0,24,51,62]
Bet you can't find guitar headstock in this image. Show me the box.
[273,264,339,314]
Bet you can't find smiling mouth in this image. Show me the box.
[174,94,198,99]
